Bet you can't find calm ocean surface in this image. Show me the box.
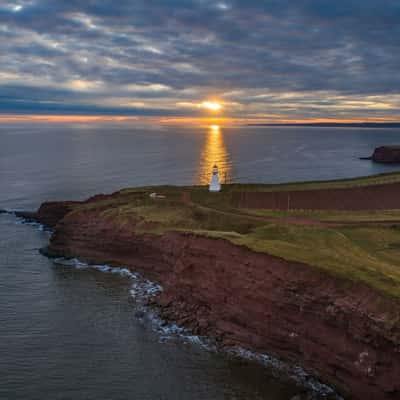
[1,122,400,400]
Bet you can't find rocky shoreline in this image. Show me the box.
[20,194,400,400]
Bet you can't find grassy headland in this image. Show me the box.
[72,171,400,299]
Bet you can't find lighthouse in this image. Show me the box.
[209,165,221,192]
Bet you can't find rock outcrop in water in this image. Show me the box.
[30,196,400,400]
[368,146,400,163]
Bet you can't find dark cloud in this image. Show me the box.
[0,0,399,118]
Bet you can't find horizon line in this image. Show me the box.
[1,114,400,125]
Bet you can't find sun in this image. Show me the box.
[200,101,222,111]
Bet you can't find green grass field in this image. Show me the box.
[75,172,400,299]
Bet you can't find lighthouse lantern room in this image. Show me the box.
[209,165,221,192]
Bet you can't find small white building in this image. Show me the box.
[209,164,221,192]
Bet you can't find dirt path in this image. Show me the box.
[182,191,337,227]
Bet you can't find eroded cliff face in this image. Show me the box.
[232,182,400,210]
[38,205,400,400]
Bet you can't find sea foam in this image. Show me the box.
[49,257,341,399]
[53,257,162,294]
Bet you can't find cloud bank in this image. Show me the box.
[1,0,400,120]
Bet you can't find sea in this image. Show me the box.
[1,121,400,400]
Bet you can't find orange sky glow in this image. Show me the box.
[0,115,399,125]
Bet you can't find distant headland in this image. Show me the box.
[361,146,400,163]
[248,122,400,128]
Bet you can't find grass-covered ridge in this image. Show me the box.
[74,172,400,299]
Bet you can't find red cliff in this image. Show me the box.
[232,182,400,210]
[36,202,400,400]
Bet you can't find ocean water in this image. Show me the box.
[1,121,400,400]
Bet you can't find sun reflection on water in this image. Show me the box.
[196,125,232,185]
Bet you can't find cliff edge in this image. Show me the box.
[28,175,400,400]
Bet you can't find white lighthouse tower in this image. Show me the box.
[209,165,221,192]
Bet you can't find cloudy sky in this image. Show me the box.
[1,0,400,122]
